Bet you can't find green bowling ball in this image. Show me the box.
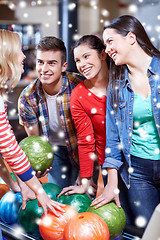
[18,199,43,235]
[87,202,126,239]
[19,136,54,173]
[58,193,92,213]
[42,183,62,200]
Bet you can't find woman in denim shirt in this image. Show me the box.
[91,15,160,230]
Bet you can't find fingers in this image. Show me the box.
[36,167,52,178]
[21,199,26,210]
[64,189,77,195]
[114,195,121,208]
[36,171,42,178]
[90,195,102,206]
[43,201,65,217]
[57,186,75,198]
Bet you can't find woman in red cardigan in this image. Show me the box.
[58,35,109,198]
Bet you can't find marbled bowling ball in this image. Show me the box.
[64,212,110,240]
[87,202,126,239]
[0,191,22,225]
[42,183,62,200]
[18,199,43,235]
[39,204,78,240]
[57,193,91,213]
[19,136,54,173]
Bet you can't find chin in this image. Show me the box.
[114,60,121,66]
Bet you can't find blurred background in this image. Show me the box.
[0,0,160,141]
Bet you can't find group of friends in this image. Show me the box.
[0,14,160,236]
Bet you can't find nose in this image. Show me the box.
[105,44,111,54]
[23,52,26,60]
[41,63,49,72]
[79,59,86,69]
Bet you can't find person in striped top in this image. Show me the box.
[0,29,64,216]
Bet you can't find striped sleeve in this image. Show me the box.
[0,104,34,181]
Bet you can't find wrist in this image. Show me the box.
[81,177,91,192]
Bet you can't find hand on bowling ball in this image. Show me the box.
[36,189,65,216]
[20,183,36,210]
[91,182,121,209]
[36,166,52,178]
[58,177,96,197]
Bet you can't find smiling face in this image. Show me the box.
[73,44,105,79]
[103,28,130,66]
[36,50,68,88]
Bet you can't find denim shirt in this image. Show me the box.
[103,56,160,188]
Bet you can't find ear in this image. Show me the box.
[127,32,136,45]
[62,61,68,72]
[100,49,107,60]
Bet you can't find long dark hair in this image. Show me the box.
[105,15,160,110]
[72,34,110,66]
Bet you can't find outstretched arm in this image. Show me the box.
[91,168,121,208]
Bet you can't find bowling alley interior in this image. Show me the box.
[0,0,160,240]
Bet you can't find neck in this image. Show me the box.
[42,76,63,95]
[84,63,109,97]
[127,48,152,76]
[86,63,109,89]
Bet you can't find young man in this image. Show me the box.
[18,36,81,188]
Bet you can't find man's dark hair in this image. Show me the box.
[37,36,67,64]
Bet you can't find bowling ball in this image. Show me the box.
[19,136,54,173]
[87,202,126,239]
[42,183,62,201]
[57,193,91,213]
[64,212,110,240]
[39,204,78,240]
[0,191,22,225]
[18,199,43,235]
[0,184,10,200]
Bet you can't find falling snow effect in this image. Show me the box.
[1,2,160,239]
[135,216,147,228]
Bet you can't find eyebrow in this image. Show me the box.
[74,51,91,60]
[105,37,112,43]
[36,59,58,63]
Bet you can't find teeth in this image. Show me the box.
[83,67,92,74]
[110,52,117,60]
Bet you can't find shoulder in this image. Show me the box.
[71,81,85,96]
[19,79,40,101]
[66,72,83,86]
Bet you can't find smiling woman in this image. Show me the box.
[91,15,160,234]
[58,35,109,199]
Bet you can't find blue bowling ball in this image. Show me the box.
[0,191,22,225]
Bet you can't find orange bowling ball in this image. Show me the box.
[64,212,110,240]
[0,184,10,200]
[39,204,78,240]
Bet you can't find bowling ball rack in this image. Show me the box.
[0,222,42,240]
[0,221,144,240]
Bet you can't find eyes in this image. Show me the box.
[75,54,89,64]
[36,60,57,66]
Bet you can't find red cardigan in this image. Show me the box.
[70,81,106,178]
